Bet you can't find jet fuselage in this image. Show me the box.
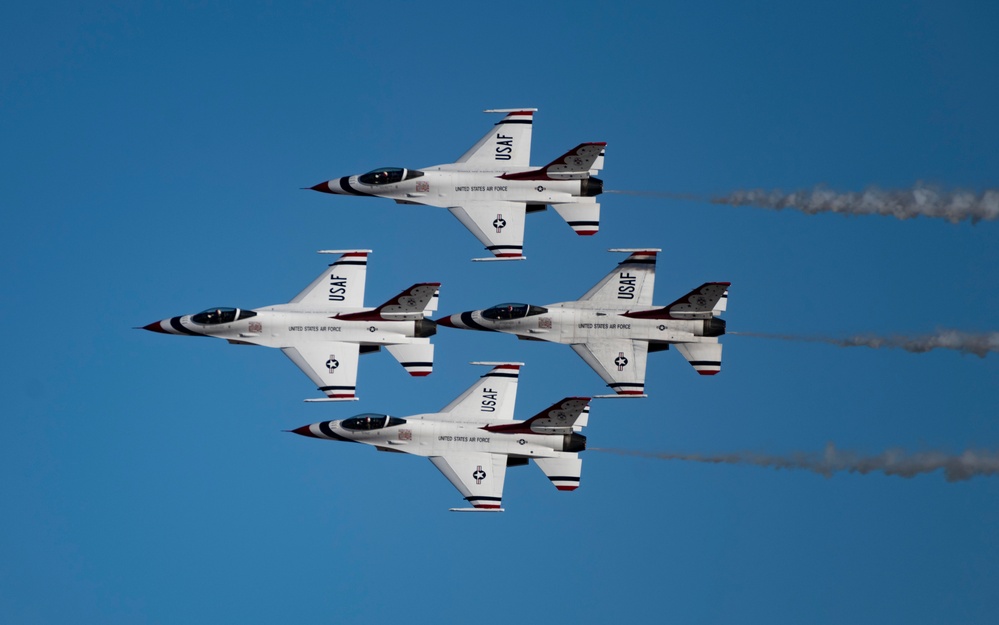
[293,413,585,460]
[439,303,724,347]
[145,306,436,349]
[312,167,602,210]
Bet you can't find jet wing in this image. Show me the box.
[571,339,649,396]
[448,201,526,261]
[281,341,360,400]
[429,452,508,510]
[289,250,369,309]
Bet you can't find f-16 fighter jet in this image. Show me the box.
[142,250,438,401]
[290,362,588,511]
[309,109,605,261]
[437,250,729,397]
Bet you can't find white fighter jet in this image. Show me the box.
[142,250,439,401]
[437,250,729,397]
[309,109,605,261]
[289,362,588,511]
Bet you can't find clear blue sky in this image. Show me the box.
[3,2,998,623]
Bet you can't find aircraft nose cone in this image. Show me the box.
[141,320,168,333]
[435,315,455,328]
[309,181,335,194]
[288,425,318,438]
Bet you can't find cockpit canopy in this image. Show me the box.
[191,307,257,325]
[341,413,407,431]
[357,167,424,186]
[480,302,549,321]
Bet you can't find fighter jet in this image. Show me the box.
[141,250,438,401]
[437,249,729,397]
[289,362,588,511]
[309,109,605,261]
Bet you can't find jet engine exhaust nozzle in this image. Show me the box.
[414,318,438,338]
[581,176,603,197]
[564,432,587,453]
[703,317,726,338]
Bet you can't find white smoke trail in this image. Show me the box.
[731,330,999,358]
[592,443,999,482]
[713,186,999,223]
[607,186,999,224]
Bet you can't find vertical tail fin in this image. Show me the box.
[289,249,371,309]
[577,249,660,307]
[438,362,524,421]
[455,109,536,168]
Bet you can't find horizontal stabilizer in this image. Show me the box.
[667,282,730,319]
[534,456,582,491]
[675,342,723,376]
[336,283,441,321]
[385,343,434,377]
[500,142,607,181]
[424,286,440,316]
[590,145,605,175]
[552,201,600,236]
[624,282,730,320]
[484,397,590,435]
[713,289,729,315]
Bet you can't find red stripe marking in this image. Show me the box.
[409,371,431,377]
[492,364,522,370]
[556,485,578,491]
[575,229,598,236]
[697,370,720,376]
[496,253,523,258]
[474,503,502,509]
[506,111,534,117]
[616,390,645,395]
